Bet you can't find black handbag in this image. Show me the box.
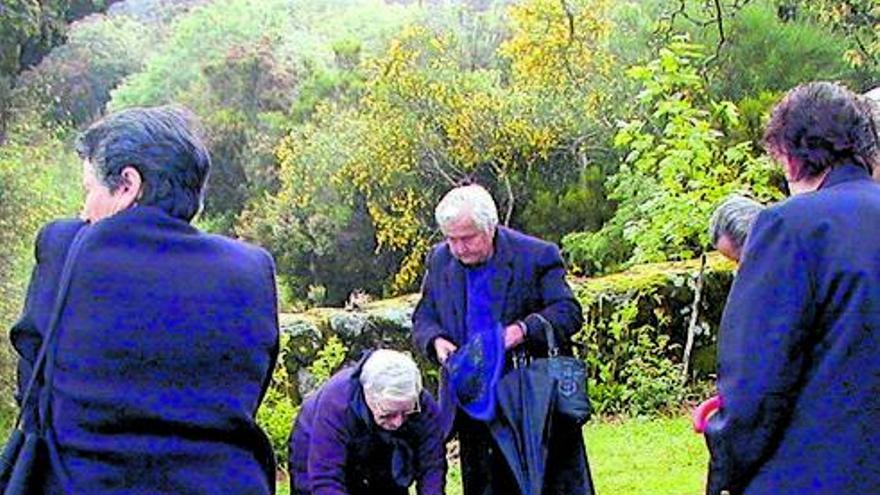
[0,226,86,494]
[521,314,591,425]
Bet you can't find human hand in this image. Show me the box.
[503,322,526,350]
[434,337,458,365]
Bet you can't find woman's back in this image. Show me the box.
[33,207,278,494]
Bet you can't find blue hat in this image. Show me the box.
[446,322,504,421]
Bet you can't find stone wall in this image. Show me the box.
[278,253,736,410]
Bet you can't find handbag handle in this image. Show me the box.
[13,226,88,431]
[530,313,560,357]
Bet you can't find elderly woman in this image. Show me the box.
[288,349,446,495]
[705,82,880,494]
[9,106,278,493]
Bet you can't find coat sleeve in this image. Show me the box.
[521,243,585,347]
[307,394,352,495]
[413,393,447,495]
[704,210,815,495]
[412,247,449,362]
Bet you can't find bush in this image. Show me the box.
[576,254,735,415]
[257,332,350,468]
[269,254,736,423]
[0,125,81,408]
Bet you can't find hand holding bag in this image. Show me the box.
[0,226,87,494]
[521,314,591,425]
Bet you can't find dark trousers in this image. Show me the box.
[456,411,595,495]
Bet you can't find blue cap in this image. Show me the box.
[446,322,504,421]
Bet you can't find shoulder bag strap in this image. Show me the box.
[12,226,88,431]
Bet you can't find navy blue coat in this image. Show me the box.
[287,357,446,495]
[413,227,584,428]
[412,226,592,495]
[706,165,880,494]
[10,206,279,494]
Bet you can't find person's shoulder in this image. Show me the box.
[202,232,275,269]
[34,218,87,258]
[427,239,452,265]
[499,226,554,249]
[768,180,874,224]
[37,218,86,242]
[498,226,559,261]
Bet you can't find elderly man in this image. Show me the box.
[412,184,594,495]
[288,349,446,495]
[705,82,880,495]
[708,195,765,262]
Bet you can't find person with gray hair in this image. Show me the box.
[413,183,594,495]
[705,81,880,495]
[287,349,446,495]
[709,195,765,262]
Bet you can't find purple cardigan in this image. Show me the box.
[288,357,446,495]
[10,206,279,494]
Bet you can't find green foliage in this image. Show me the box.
[12,15,156,129]
[256,332,349,467]
[307,335,348,383]
[109,0,299,109]
[706,1,868,102]
[0,125,81,408]
[576,254,736,415]
[256,331,297,468]
[566,36,782,272]
[582,299,684,416]
[518,165,612,245]
[0,1,109,140]
[262,0,619,297]
[562,217,631,276]
[794,0,880,77]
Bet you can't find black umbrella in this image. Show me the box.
[489,358,556,495]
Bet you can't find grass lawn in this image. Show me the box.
[2,411,707,495]
[279,414,708,495]
[584,415,708,495]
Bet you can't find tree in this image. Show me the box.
[11,14,155,129]
[795,0,880,77]
[258,0,619,297]
[0,0,111,142]
[563,37,783,273]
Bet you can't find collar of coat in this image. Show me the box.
[820,163,872,189]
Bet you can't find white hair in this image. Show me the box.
[435,184,499,233]
[359,349,423,403]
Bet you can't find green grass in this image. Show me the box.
[431,415,708,495]
[0,412,706,495]
[584,415,708,495]
[287,415,708,495]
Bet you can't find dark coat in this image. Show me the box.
[706,164,880,494]
[412,226,592,495]
[10,206,279,494]
[287,357,446,495]
[413,226,584,354]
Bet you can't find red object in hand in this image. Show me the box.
[693,395,723,433]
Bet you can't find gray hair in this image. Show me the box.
[359,349,423,404]
[709,195,765,251]
[435,184,499,233]
[864,87,880,174]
